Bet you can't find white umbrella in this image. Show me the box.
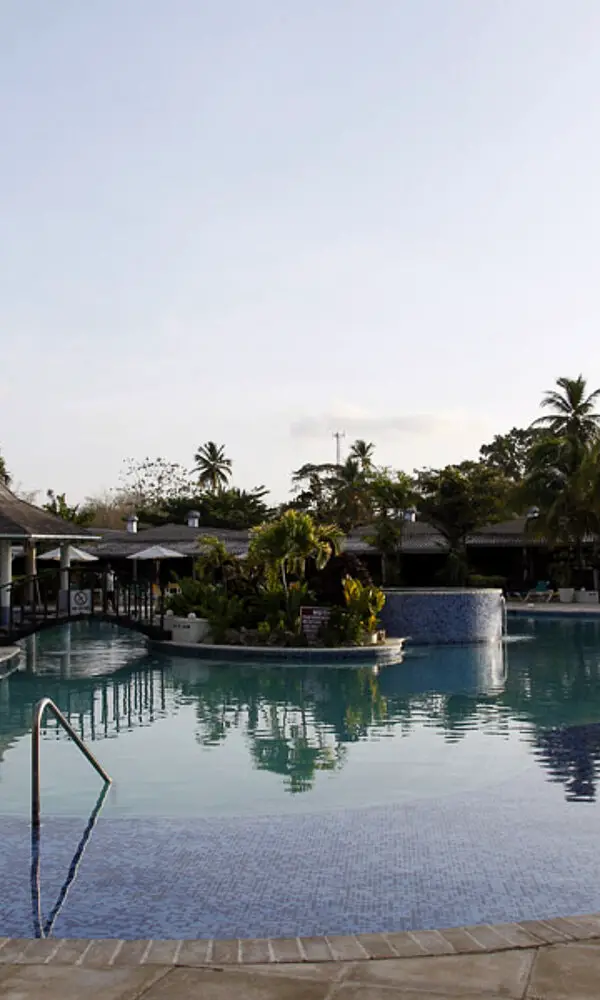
[38,545,98,563]
[127,545,186,561]
[127,544,186,589]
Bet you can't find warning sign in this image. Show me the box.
[300,606,330,644]
[70,590,92,615]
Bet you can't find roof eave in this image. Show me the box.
[0,532,102,542]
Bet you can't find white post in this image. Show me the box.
[59,542,71,612]
[0,541,11,627]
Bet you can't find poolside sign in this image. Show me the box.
[70,589,92,615]
[300,606,330,644]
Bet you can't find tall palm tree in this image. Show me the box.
[331,458,372,530]
[349,439,375,470]
[522,436,600,583]
[194,441,232,493]
[533,376,600,444]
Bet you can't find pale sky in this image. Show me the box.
[2,0,600,503]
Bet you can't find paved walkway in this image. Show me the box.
[1,916,600,997]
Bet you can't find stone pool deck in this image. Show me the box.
[1,917,600,997]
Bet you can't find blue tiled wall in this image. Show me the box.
[381,589,503,644]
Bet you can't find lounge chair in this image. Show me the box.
[518,580,555,603]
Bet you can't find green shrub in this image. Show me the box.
[165,578,210,617]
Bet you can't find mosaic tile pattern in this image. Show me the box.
[382,589,503,644]
[2,764,600,941]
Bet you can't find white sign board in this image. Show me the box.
[70,589,92,615]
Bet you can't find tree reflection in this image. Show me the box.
[6,619,600,802]
[170,623,600,801]
[534,724,600,802]
[173,664,388,792]
[499,620,600,802]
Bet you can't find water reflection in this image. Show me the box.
[5,620,600,802]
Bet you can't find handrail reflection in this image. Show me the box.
[30,783,110,938]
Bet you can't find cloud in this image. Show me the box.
[290,410,466,440]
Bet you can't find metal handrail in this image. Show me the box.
[32,697,112,830]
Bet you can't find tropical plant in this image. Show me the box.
[43,490,95,526]
[289,462,339,520]
[521,436,600,583]
[195,535,235,584]
[307,552,373,607]
[342,575,385,636]
[365,469,414,584]
[165,578,210,617]
[249,510,344,594]
[532,375,600,445]
[138,486,271,530]
[331,457,372,530]
[202,589,246,643]
[348,439,375,470]
[194,442,232,493]
[322,575,385,644]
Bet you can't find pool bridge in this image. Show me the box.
[0,572,170,645]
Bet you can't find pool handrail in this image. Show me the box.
[31,697,112,830]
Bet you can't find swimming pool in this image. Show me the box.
[1,617,600,939]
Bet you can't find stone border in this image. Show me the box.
[150,637,406,665]
[2,915,600,967]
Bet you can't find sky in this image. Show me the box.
[2,0,600,503]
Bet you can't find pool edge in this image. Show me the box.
[2,913,599,967]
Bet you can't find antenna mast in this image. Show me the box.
[333,430,346,465]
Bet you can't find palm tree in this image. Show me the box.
[533,376,600,444]
[249,510,344,594]
[331,458,372,530]
[349,439,375,470]
[366,471,414,584]
[522,436,600,584]
[194,442,232,493]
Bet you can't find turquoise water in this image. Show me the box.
[1,618,600,819]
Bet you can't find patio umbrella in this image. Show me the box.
[127,545,186,587]
[127,545,186,561]
[38,545,98,563]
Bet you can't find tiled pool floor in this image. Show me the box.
[3,769,600,941]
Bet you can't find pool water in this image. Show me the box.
[2,617,600,939]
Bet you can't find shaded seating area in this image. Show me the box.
[0,482,99,634]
